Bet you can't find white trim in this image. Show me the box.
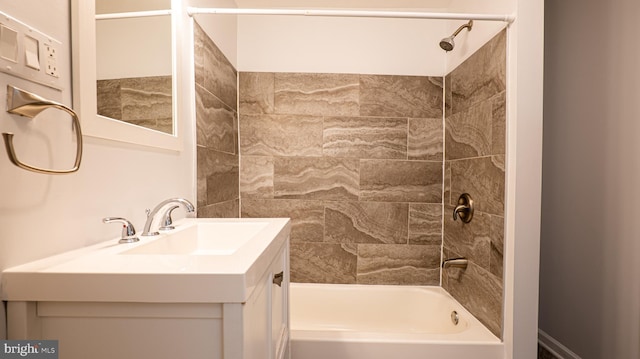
[187,7,515,23]
[95,10,172,21]
[538,329,582,359]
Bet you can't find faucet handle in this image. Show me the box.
[103,217,139,244]
[159,205,179,231]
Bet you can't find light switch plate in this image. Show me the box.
[0,24,18,62]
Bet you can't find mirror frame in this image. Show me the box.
[71,0,182,151]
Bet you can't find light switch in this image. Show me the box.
[24,35,40,70]
[0,24,18,62]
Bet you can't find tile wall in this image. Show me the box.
[194,22,240,218]
[97,76,172,133]
[442,30,506,338]
[239,72,444,285]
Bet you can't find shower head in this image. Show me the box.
[439,20,473,52]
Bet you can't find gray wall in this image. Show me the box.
[541,0,640,357]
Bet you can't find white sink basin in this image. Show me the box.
[123,222,269,256]
[1,218,290,303]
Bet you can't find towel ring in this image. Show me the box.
[3,85,83,175]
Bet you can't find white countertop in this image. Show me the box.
[1,218,291,303]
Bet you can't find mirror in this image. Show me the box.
[95,0,172,134]
[71,0,181,150]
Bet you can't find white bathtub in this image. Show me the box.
[290,283,503,359]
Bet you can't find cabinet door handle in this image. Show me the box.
[273,271,284,287]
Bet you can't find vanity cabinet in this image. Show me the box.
[6,239,290,359]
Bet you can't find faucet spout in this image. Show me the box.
[141,198,195,236]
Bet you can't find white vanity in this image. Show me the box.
[2,218,291,359]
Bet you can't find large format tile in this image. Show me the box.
[450,156,505,215]
[239,114,323,156]
[274,157,360,200]
[442,260,503,338]
[197,200,239,218]
[96,79,122,120]
[491,91,506,155]
[324,201,408,244]
[443,205,492,271]
[360,75,442,118]
[446,100,492,160]
[356,244,441,285]
[198,24,237,110]
[239,72,275,115]
[241,199,324,243]
[360,160,442,202]
[290,243,357,283]
[197,147,239,206]
[120,77,172,127]
[490,215,504,279]
[196,84,237,153]
[409,203,442,245]
[408,118,443,161]
[323,116,407,159]
[239,155,274,198]
[449,30,506,115]
[274,73,359,117]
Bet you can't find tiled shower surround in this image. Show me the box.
[194,20,506,338]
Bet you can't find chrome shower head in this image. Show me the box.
[439,20,473,52]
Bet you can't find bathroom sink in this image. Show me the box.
[1,218,290,303]
[123,221,269,256]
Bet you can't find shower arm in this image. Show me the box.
[451,20,474,38]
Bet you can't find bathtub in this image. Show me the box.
[290,283,502,359]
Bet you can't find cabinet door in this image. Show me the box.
[271,242,289,359]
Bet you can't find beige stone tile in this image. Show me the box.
[323,116,407,159]
[290,243,357,283]
[196,84,237,153]
[96,79,122,120]
[443,205,491,271]
[240,155,274,199]
[325,201,408,244]
[491,91,506,155]
[200,26,237,110]
[356,244,441,285]
[409,203,442,245]
[197,147,239,206]
[239,72,275,115]
[445,101,492,160]
[360,75,442,118]
[450,156,505,215]
[444,161,452,206]
[490,215,504,280]
[241,199,324,243]
[274,157,359,200]
[449,30,506,115]
[197,200,239,218]
[194,21,206,87]
[360,160,442,202]
[121,76,172,123]
[274,73,359,116]
[442,260,503,338]
[408,118,443,161]
[239,114,323,156]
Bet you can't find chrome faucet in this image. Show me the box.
[141,198,195,236]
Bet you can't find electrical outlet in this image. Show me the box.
[44,43,56,59]
[45,57,58,77]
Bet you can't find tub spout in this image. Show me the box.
[442,258,468,270]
